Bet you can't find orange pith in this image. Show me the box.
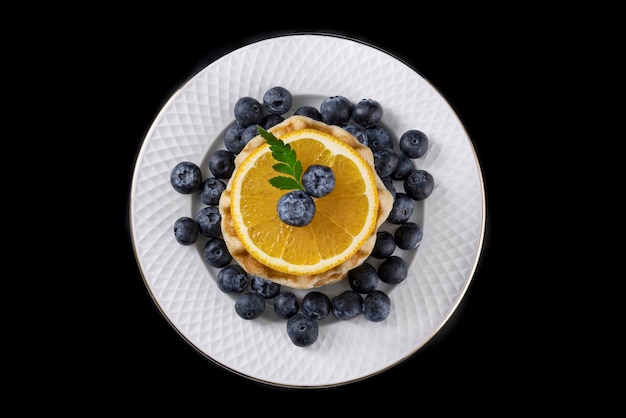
[229,128,379,276]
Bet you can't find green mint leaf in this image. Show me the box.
[269,176,302,190]
[283,145,297,166]
[269,144,286,158]
[272,163,293,175]
[257,125,304,191]
[294,160,303,182]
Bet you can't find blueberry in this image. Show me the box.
[199,178,226,206]
[404,169,435,200]
[387,192,414,224]
[240,124,260,145]
[208,149,235,179]
[394,222,423,250]
[274,291,299,319]
[320,95,353,125]
[331,290,363,320]
[223,122,247,154]
[391,153,416,180]
[286,313,319,347]
[262,86,293,115]
[277,190,316,227]
[217,264,249,293]
[343,124,368,146]
[234,96,264,127]
[293,105,323,121]
[170,161,202,194]
[195,205,221,238]
[301,291,331,320]
[294,105,323,121]
[352,98,383,128]
[399,130,429,158]
[235,292,265,320]
[202,238,232,268]
[371,230,396,259]
[378,255,408,285]
[347,262,380,294]
[364,126,392,151]
[373,147,399,178]
[301,164,335,198]
[261,114,284,129]
[250,276,281,299]
[173,216,198,245]
[363,290,391,322]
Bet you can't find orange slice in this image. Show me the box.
[229,128,379,276]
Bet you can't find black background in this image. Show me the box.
[43,15,611,412]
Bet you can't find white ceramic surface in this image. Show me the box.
[129,33,485,388]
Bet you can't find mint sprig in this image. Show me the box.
[257,126,303,191]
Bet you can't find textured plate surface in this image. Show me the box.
[129,33,485,388]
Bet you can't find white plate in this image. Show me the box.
[129,33,485,388]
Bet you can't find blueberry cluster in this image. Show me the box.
[276,164,336,227]
[224,86,294,154]
[217,270,393,346]
[170,160,232,268]
[169,87,435,347]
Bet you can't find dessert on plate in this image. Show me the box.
[219,115,393,289]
